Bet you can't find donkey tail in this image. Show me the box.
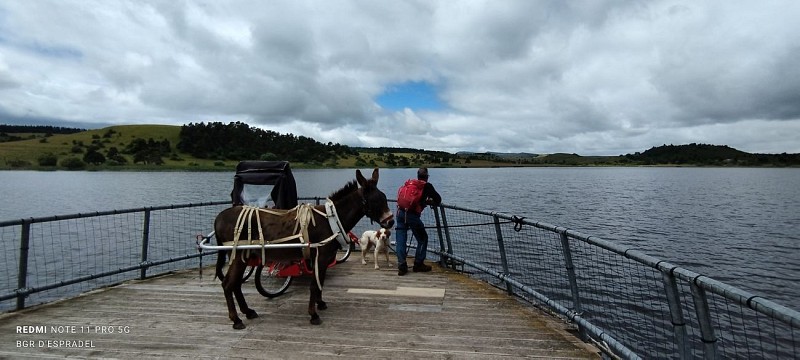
[215,250,227,281]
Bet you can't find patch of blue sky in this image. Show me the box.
[0,32,82,60]
[28,41,83,59]
[376,81,445,111]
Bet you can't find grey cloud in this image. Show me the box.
[0,0,798,155]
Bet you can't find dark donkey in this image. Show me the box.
[214,168,394,329]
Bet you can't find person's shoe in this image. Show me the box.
[398,263,408,276]
[412,263,432,272]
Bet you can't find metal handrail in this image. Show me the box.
[2,199,798,359]
[1,201,228,310]
[0,201,229,227]
[429,204,800,359]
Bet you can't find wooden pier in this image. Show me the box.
[1,257,600,359]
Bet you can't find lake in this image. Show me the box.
[1,167,798,310]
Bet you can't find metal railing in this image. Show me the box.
[421,204,800,360]
[2,199,798,359]
[0,201,229,312]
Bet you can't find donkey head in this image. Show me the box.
[356,168,395,229]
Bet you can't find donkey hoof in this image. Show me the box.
[310,314,322,325]
[233,321,246,330]
[245,309,259,319]
[317,301,327,310]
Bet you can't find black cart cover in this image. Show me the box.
[230,161,298,209]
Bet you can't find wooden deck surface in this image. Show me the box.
[1,256,600,359]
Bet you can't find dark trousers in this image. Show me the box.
[395,208,428,266]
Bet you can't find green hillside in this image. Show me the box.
[1,124,798,170]
[624,144,800,166]
[0,124,239,170]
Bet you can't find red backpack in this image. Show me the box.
[396,179,426,213]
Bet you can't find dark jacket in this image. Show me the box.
[420,182,442,210]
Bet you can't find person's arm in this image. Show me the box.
[424,183,442,206]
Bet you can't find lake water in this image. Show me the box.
[1,167,798,310]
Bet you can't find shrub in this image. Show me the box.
[7,159,31,168]
[37,153,59,166]
[260,152,278,161]
[60,157,86,170]
[83,149,106,165]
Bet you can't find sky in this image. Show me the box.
[0,1,799,156]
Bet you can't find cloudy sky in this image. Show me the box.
[1,1,798,155]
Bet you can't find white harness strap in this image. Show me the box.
[227,201,349,262]
[230,206,255,265]
[325,198,350,249]
[226,200,350,292]
[228,205,306,264]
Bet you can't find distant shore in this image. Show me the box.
[2,162,797,172]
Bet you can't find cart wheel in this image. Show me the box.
[255,264,292,298]
[336,241,354,264]
[223,260,256,282]
[242,265,255,282]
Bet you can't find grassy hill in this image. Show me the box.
[1,124,798,170]
[1,124,555,170]
[0,124,240,170]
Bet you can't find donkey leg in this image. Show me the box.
[230,260,259,320]
[234,286,258,319]
[308,285,322,325]
[316,266,328,310]
[308,264,327,324]
[221,275,245,329]
[223,261,255,329]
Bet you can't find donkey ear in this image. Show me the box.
[371,167,379,183]
[356,169,367,186]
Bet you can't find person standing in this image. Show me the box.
[395,167,442,276]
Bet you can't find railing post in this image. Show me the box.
[691,281,718,360]
[662,270,690,359]
[140,209,151,280]
[431,206,447,268]
[559,230,586,340]
[16,219,31,310]
[493,214,513,295]
[439,207,456,270]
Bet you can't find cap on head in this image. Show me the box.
[417,167,429,180]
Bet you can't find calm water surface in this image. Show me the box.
[1,168,798,309]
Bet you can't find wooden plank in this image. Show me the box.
[0,257,601,359]
[346,286,446,297]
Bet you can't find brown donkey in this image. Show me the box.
[214,168,394,329]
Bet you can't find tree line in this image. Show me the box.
[176,121,356,164]
[1,124,85,143]
[623,143,800,166]
[0,124,85,134]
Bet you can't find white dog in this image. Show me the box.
[360,228,392,270]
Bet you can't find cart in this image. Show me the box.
[196,161,354,297]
